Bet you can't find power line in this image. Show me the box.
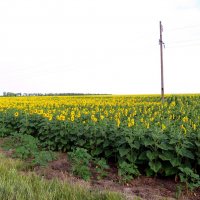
[168,24,200,31]
[167,38,200,44]
[166,43,200,48]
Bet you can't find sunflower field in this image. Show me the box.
[0,95,200,187]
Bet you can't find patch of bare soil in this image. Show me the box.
[32,153,200,200]
[0,143,200,200]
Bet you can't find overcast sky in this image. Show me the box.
[0,0,200,95]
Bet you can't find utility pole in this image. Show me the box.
[159,21,164,103]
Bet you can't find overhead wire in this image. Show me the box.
[162,23,200,48]
[167,38,200,44]
[167,24,200,31]
[166,43,200,48]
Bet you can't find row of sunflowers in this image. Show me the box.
[0,94,200,187]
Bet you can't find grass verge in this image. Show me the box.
[0,153,124,200]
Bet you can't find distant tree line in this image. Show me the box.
[2,92,110,97]
[3,92,22,97]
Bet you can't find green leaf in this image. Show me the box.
[146,151,158,161]
[156,142,173,150]
[103,140,110,148]
[96,139,104,145]
[170,157,181,167]
[146,168,154,176]
[118,148,130,157]
[195,141,200,147]
[164,166,177,176]
[175,147,194,159]
[60,130,65,136]
[105,150,112,157]
[126,152,137,163]
[77,139,86,146]
[149,161,162,173]
[159,151,175,161]
[130,141,140,149]
[178,166,199,179]
[61,139,68,145]
[143,138,154,147]
[91,148,103,156]
[138,151,147,160]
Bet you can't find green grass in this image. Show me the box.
[0,153,124,200]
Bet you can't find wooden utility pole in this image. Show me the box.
[159,21,164,103]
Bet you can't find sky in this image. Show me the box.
[0,0,200,95]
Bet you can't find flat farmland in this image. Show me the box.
[0,94,200,199]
